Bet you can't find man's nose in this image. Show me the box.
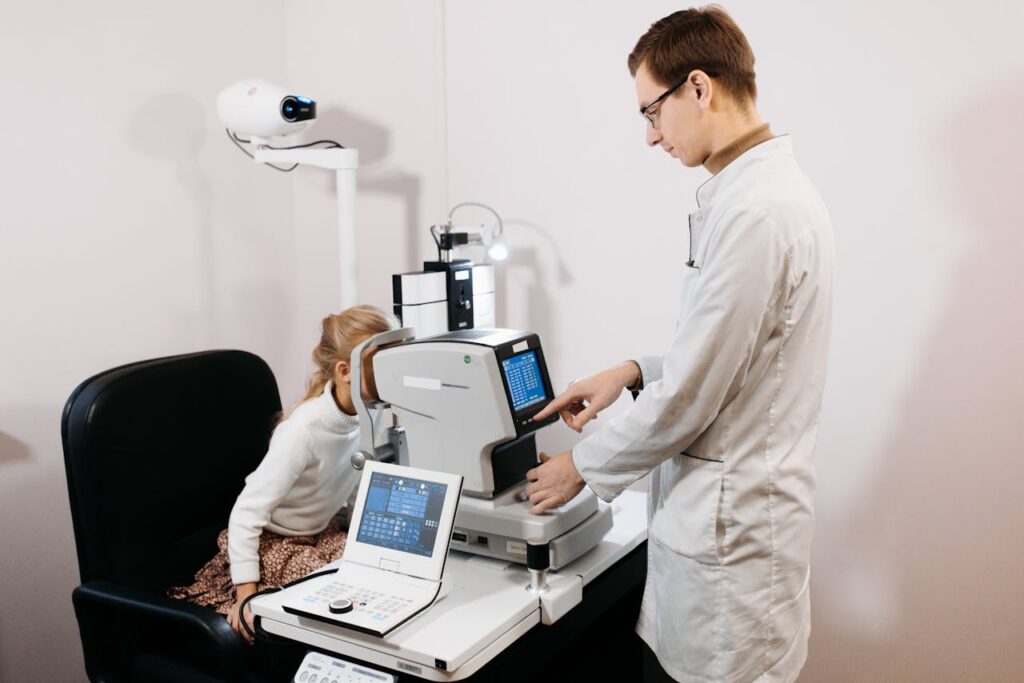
[646,124,662,147]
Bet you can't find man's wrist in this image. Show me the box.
[623,360,643,391]
[568,448,584,486]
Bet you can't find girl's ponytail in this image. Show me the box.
[279,305,397,422]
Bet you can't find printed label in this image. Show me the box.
[403,376,441,391]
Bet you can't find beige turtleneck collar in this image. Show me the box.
[704,123,774,175]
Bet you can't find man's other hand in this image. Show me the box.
[525,451,586,514]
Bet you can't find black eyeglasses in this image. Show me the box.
[639,69,717,127]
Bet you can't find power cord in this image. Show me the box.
[430,224,443,260]
[265,139,344,150]
[238,567,339,644]
[429,202,504,261]
[225,129,346,173]
[448,201,503,239]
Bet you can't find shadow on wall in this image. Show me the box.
[296,107,424,274]
[491,219,576,456]
[124,99,426,369]
[361,170,422,274]
[494,217,573,332]
[126,93,225,340]
[1,405,85,681]
[0,431,31,465]
[312,107,389,166]
[803,84,1024,681]
[126,93,296,365]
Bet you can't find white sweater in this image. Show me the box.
[228,381,361,585]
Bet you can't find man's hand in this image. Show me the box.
[532,361,641,433]
[525,451,586,514]
[227,582,258,643]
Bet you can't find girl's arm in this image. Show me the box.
[227,582,259,642]
[227,420,313,586]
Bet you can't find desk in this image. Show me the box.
[251,491,648,681]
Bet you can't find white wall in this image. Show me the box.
[2,1,1022,680]
[1,3,286,678]
[443,1,1024,681]
[0,1,444,679]
[277,0,448,401]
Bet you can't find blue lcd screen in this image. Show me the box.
[356,472,448,557]
[501,350,547,412]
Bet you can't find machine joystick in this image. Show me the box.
[329,598,354,614]
[526,538,551,594]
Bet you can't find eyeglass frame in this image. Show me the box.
[639,68,718,127]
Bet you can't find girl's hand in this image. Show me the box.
[227,582,258,643]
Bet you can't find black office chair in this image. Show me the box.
[61,350,305,682]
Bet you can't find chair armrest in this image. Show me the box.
[73,581,247,681]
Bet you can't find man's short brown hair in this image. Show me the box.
[628,5,757,105]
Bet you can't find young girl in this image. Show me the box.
[169,305,396,641]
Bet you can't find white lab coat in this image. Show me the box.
[572,136,834,683]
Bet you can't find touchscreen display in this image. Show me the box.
[356,472,448,557]
[501,350,547,412]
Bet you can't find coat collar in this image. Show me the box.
[696,134,793,208]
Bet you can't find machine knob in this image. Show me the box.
[329,598,353,614]
[351,450,373,470]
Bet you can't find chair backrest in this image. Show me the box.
[62,350,282,592]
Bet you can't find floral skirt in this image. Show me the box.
[168,518,347,614]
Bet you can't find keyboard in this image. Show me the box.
[301,580,418,623]
[281,562,442,637]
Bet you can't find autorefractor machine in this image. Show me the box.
[349,327,613,570]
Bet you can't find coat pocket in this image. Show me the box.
[649,454,725,566]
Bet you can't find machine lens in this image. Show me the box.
[281,96,299,121]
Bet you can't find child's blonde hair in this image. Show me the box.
[282,305,396,420]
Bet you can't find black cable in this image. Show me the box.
[228,130,344,150]
[367,397,377,452]
[225,130,345,173]
[238,567,339,643]
[430,225,443,260]
[265,138,344,150]
[226,129,298,172]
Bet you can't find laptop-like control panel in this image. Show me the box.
[303,581,416,623]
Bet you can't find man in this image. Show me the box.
[525,7,834,682]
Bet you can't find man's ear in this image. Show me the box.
[335,360,351,385]
[691,69,713,109]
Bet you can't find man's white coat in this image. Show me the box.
[573,136,834,682]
